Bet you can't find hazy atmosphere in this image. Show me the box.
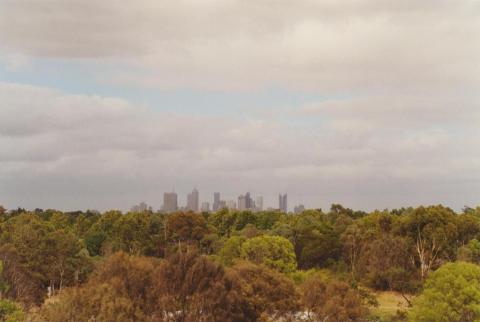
[1,0,479,211]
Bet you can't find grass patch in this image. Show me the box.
[370,291,412,321]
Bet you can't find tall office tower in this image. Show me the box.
[130,201,151,212]
[238,195,247,211]
[255,196,263,211]
[218,200,227,210]
[245,192,252,209]
[279,193,288,213]
[213,192,221,211]
[226,200,237,210]
[163,191,178,213]
[201,202,210,212]
[186,188,199,212]
[294,204,305,214]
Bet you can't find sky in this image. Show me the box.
[1,0,480,212]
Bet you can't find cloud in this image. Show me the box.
[1,1,480,211]
[0,82,479,211]
[1,0,479,91]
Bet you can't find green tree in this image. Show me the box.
[240,235,297,273]
[409,262,480,322]
[84,230,107,256]
[111,212,157,255]
[0,214,91,301]
[219,236,246,266]
[458,239,480,264]
[0,299,24,322]
[399,205,459,279]
[208,209,238,237]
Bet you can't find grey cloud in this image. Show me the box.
[1,82,480,211]
[0,1,479,91]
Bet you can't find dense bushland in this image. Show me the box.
[1,204,480,321]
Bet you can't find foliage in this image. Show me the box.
[240,235,297,273]
[398,205,459,279]
[409,262,480,322]
[152,249,250,321]
[458,239,480,264]
[38,251,156,321]
[219,236,246,266]
[0,299,24,322]
[0,203,479,319]
[302,272,369,321]
[231,261,301,321]
[274,211,341,269]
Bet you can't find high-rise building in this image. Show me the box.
[130,201,151,212]
[226,200,237,210]
[279,193,288,213]
[186,188,199,212]
[213,192,221,211]
[245,192,253,209]
[294,204,305,214]
[201,202,210,212]
[218,200,227,210]
[163,191,178,213]
[238,195,247,211]
[255,196,263,211]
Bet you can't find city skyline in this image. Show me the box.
[158,188,294,213]
[1,1,479,212]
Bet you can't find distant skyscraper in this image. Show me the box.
[213,192,221,211]
[186,188,199,212]
[279,193,288,213]
[201,202,210,212]
[255,196,263,211]
[226,200,237,210]
[163,191,178,213]
[238,194,247,211]
[130,201,151,212]
[218,200,227,210]
[294,204,305,214]
[245,192,253,209]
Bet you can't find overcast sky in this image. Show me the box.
[1,0,479,212]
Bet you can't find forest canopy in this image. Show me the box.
[1,204,480,321]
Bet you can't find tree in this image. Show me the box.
[39,252,157,322]
[231,261,300,321]
[456,214,480,246]
[240,235,297,273]
[208,209,238,238]
[0,299,24,322]
[329,204,367,220]
[458,239,480,264]
[0,214,91,301]
[39,283,145,322]
[362,234,416,291]
[84,230,107,256]
[399,206,459,279]
[274,211,341,269]
[219,236,246,266]
[341,223,369,279]
[302,273,369,322]
[111,212,158,255]
[255,211,284,230]
[166,212,210,248]
[0,244,41,306]
[409,262,480,322]
[151,249,249,321]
